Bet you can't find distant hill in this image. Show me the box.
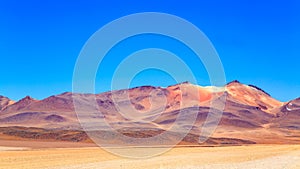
[0,81,299,145]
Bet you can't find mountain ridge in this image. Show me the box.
[2,80,292,103]
[0,81,299,145]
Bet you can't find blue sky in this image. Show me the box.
[0,0,299,101]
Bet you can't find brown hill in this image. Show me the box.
[0,81,299,145]
[0,95,14,111]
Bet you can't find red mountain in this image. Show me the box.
[0,81,299,145]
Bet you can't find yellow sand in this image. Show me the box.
[1,145,300,169]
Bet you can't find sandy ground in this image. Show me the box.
[0,146,29,151]
[0,139,96,148]
[0,145,300,169]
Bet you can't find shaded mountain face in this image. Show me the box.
[270,98,300,131]
[0,81,299,144]
[282,97,300,113]
[0,96,14,111]
[1,96,37,114]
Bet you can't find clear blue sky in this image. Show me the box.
[0,0,299,101]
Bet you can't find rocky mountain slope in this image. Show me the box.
[0,96,15,111]
[0,81,299,145]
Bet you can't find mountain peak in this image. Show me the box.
[59,92,73,97]
[0,95,9,99]
[0,95,15,111]
[168,81,191,87]
[248,84,271,96]
[16,96,37,104]
[22,96,35,100]
[225,81,283,113]
[179,81,191,84]
[226,80,241,86]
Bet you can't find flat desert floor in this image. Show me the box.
[1,144,300,169]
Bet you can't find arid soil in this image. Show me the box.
[1,144,300,169]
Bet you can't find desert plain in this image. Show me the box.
[0,140,300,169]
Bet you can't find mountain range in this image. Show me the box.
[0,81,299,145]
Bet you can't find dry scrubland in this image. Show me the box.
[1,144,300,169]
